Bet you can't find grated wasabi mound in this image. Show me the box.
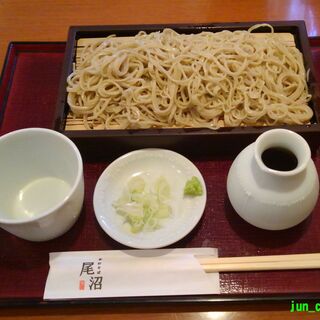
[184,176,203,196]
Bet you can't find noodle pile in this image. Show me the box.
[67,24,313,130]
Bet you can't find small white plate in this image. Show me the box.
[93,149,207,249]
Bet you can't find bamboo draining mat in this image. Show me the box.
[65,33,295,131]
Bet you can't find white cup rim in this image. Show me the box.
[0,128,83,225]
[254,129,311,177]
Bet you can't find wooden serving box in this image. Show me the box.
[54,21,320,160]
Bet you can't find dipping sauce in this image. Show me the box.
[261,147,298,171]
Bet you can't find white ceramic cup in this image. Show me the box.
[0,128,84,241]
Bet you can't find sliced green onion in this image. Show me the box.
[113,176,172,234]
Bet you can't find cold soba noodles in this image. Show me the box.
[67,24,313,130]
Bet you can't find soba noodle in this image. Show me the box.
[66,24,313,130]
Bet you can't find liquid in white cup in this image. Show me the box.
[12,177,71,219]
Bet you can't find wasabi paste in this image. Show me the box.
[184,176,203,196]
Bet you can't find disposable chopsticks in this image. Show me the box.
[196,253,320,273]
